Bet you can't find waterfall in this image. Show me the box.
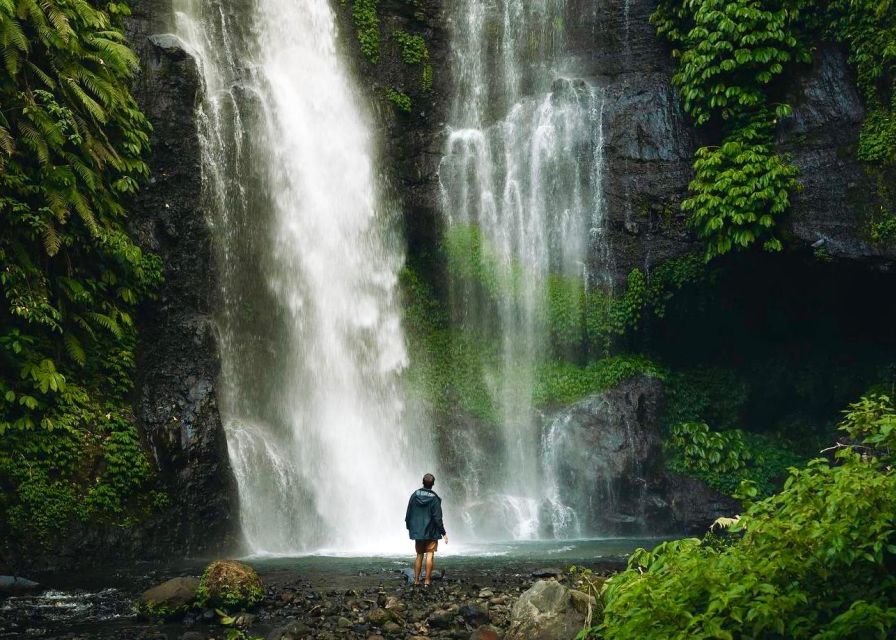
[440,0,608,539]
[174,0,430,554]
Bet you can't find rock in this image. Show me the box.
[367,607,395,626]
[135,576,200,619]
[0,576,40,596]
[470,627,501,640]
[337,616,353,628]
[427,608,457,628]
[531,568,564,579]
[267,622,311,640]
[459,604,490,626]
[197,560,263,610]
[148,33,189,60]
[279,589,296,604]
[382,621,403,635]
[367,636,386,640]
[505,579,596,640]
[384,595,407,612]
[542,374,737,534]
[477,589,494,599]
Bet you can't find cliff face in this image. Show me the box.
[125,1,240,558]
[117,0,892,553]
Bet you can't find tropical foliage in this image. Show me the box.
[590,394,896,639]
[0,0,159,542]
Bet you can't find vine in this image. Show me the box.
[652,0,810,258]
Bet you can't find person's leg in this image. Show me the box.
[414,553,423,585]
[424,552,435,586]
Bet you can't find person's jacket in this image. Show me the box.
[405,487,446,541]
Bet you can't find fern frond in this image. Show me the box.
[42,220,61,255]
[63,334,86,366]
[86,311,122,338]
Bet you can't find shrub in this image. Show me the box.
[593,395,896,639]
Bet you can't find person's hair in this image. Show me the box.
[422,473,435,489]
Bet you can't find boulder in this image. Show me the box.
[135,576,200,619]
[544,374,737,534]
[367,607,396,626]
[459,603,490,626]
[267,622,311,640]
[197,560,263,610]
[470,627,500,640]
[505,579,596,640]
[0,576,40,597]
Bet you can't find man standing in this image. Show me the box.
[405,473,447,587]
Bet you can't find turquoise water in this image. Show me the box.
[242,537,665,579]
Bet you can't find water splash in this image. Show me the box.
[174,0,431,554]
[440,0,609,538]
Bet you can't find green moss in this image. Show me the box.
[387,88,412,113]
[532,356,664,408]
[422,63,433,92]
[196,561,264,612]
[393,29,429,65]
[345,0,380,64]
[401,266,498,423]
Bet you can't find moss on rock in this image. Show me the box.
[196,560,264,611]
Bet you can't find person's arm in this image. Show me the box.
[405,496,413,530]
[432,498,446,540]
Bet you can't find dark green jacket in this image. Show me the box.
[405,488,446,541]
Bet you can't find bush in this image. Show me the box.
[592,395,896,639]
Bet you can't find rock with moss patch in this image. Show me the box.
[196,560,264,611]
[135,576,200,619]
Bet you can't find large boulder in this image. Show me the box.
[505,579,595,640]
[197,560,264,611]
[0,575,40,597]
[544,374,737,534]
[135,576,200,619]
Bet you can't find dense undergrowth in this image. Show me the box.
[0,0,160,546]
[584,394,896,639]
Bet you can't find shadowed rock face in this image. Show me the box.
[124,1,240,559]
[544,375,737,535]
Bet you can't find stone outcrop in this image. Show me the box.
[135,576,200,619]
[544,375,737,534]
[125,1,239,558]
[505,579,596,640]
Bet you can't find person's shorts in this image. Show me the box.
[415,539,438,553]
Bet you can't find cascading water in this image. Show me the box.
[174,0,430,554]
[440,0,609,539]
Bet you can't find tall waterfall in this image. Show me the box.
[440,0,608,538]
[174,0,430,553]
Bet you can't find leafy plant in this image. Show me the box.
[594,395,896,639]
[387,88,412,113]
[0,0,160,544]
[344,0,380,64]
[652,0,809,257]
[683,112,799,258]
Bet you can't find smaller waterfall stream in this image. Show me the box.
[175,0,431,554]
[440,0,609,539]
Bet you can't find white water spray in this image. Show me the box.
[175,0,430,554]
[440,0,608,539]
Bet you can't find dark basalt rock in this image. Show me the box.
[124,1,240,559]
[545,375,737,534]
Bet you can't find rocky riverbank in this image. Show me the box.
[0,559,619,640]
